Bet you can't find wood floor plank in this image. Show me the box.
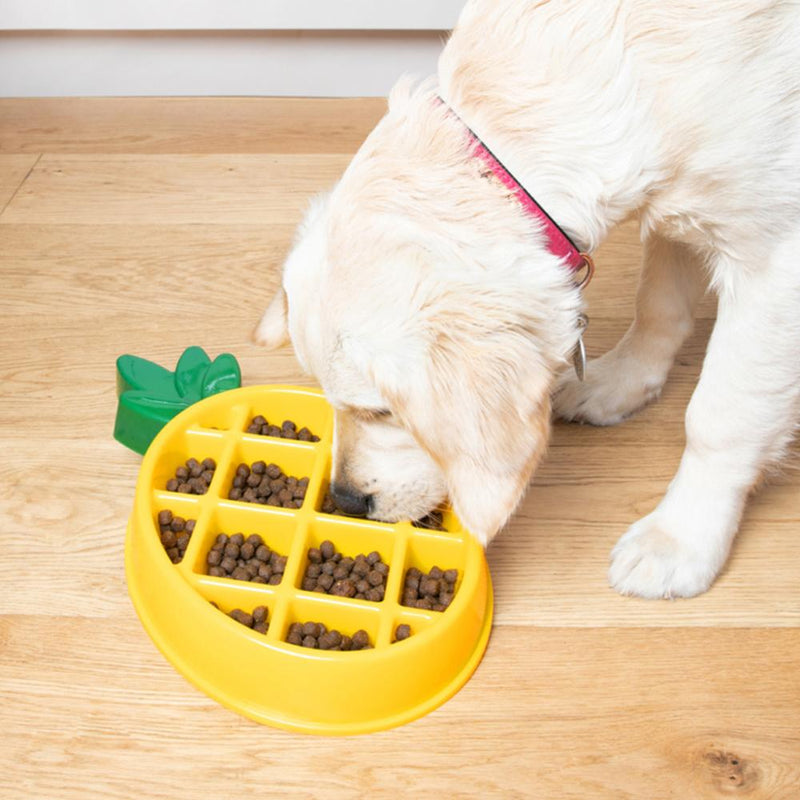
[0,154,351,225]
[0,97,386,155]
[1,619,798,800]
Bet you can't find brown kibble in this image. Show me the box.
[186,457,201,474]
[166,478,179,492]
[253,622,269,634]
[429,566,443,580]
[306,563,322,579]
[367,570,384,587]
[320,540,335,560]
[332,564,350,580]
[351,629,370,650]
[157,509,173,526]
[175,465,189,481]
[184,519,196,534]
[308,547,322,564]
[420,578,440,596]
[415,597,433,610]
[240,542,255,560]
[443,569,458,584]
[160,530,176,548]
[236,463,249,478]
[287,630,303,646]
[202,457,216,470]
[317,573,334,591]
[331,579,356,598]
[321,495,336,514]
[439,592,454,608]
[395,624,411,641]
[207,549,222,566]
[272,555,287,573]
[266,463,281,479]
[258,563,272,579]
[278,488,293,504]
[170,516,185,532]
[242,488,258,503]
[166,547,180,562]
[175,534,189,551]
[301,635,317,649]
[229,609,253,628]
[302,577,316,591]
[208,566,224,577]
[220,556,236,573]
[365,588,383,602]
[231,566,250,581]
[256,544,271,562]
[366,551,381,565]
[252,415,267,427]
[252,606,268,624]
[268,573,282,585]
[224,542,240,559]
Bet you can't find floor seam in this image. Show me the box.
[0,153,43,219]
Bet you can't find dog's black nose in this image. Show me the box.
[330,483,371,517]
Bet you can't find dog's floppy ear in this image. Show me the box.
[391,286,554,546]
[253,286,290,349]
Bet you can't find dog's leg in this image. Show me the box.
[554,234,706,425]
[609,233,800,598]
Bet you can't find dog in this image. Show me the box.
[255,0,800,599]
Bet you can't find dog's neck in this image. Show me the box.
[439,90,652,256]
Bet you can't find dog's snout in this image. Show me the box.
[330,483,372,517]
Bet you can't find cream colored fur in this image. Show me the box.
[256,0,800,599]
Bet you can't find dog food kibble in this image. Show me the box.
[394,624,412,642]
[158,509,195,563]
[226,605,270,635]
[401,565,458,611]
[246,415,321,442]
[165,457,216,494]
[206,532,287,584]
[286,620,372,651]
[228,461,308,508]
[301,540,388,601]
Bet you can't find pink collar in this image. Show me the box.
[440,98,594,286]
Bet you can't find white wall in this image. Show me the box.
[0,0,464,97]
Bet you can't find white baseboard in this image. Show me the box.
[0,0,464,30]
[0,31,448,97]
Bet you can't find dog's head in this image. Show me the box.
[255,82,581,545]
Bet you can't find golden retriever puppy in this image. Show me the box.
[256,0,800,599]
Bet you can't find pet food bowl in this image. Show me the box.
[125,385,493,735]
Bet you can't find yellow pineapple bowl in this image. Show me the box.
[125,385,493,735]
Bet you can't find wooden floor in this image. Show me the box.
[1,98,798,799]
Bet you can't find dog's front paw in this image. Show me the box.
[609,514,722,599]
[553,350,665,426]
